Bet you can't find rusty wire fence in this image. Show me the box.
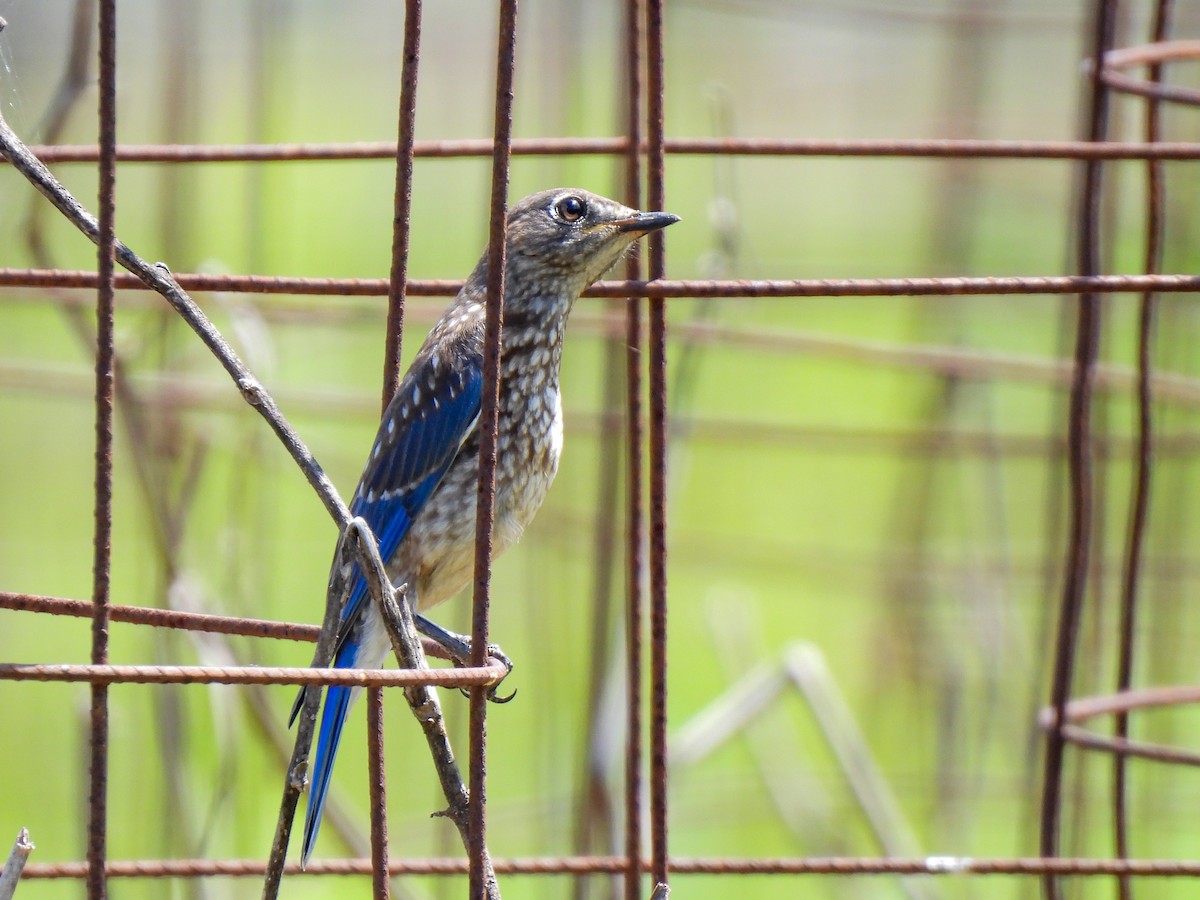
[3,0,1200,898]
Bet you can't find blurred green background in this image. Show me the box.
[3,1,1200,898]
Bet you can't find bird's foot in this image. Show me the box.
[450,644,515,703]
[415,614,516,703]
[482,645,516,703]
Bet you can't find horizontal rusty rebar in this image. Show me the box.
[3,268,1200,298]
[1099,39,1200,106]
[0,591,320,642]
[1052,684,1200,724]
[20,855,1200,879]
[1036,685,1200,766]
[15,137,1200,163]
[1104,38,1200,68]
[0,268,426,295]
[0,662,506,688]
[1057,725,1200,767]
[0,591,475,665]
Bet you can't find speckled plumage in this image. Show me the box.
[298,188,678,865]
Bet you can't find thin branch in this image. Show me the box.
[352,520,502,900]
[0,112,502,895]
[0,104,521,899]
[260,518,504,897]
[261,525,357,898]
[0,102,368,894]
[0,829,34,900]
[0,111,351,531]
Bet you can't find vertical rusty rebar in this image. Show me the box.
[1114,3,1172,897]
[383,0,423,407]
[245,0,272,270]
[370,5,422,895]
[623,1,646,898]
[88,1,118,898]
[571,334,622,900]
[367,687,389,899]
[1040,1,1119,897]
[644,0,669,890]
[470,1,518,897]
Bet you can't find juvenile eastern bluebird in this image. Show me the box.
[294,188,678,865]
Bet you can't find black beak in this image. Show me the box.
[614,211,681,234]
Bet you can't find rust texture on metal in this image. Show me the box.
[17,137,1200,163]
[1040,2,1118,899]
[645,0,670,889]
[22,854,1200,880]
[7,267,1200,298]
[0,590,322,641]
[367,2,422,888]
[366,688,389,900]
[622,0,646,897]
[4,0,1200,894]
[0,662,506,688]
[1113,4,1173,898]
[383,0,422,407]
[88,2,118,896]
[467,1,519,897]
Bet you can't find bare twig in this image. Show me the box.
[5,99,383,879]
[261,525,357,898]
[0,111,351,531]
[26,22,221,879]
[261,517,504,897]
[0,829,34,900]
[0,109,509,898]
[353,519,503,899]
[174,586,374,864]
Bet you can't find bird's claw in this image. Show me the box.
[455,643,515,703]
[484,643,516,702]
[487,683,517,704]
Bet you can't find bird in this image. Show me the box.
[294,188,679,865]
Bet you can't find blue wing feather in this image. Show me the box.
[336,355,483,648]
[299,347,483,866]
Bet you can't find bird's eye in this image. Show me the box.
[554,195,587,223]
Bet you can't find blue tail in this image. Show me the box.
[300,639,359,867]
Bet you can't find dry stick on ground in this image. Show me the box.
[0,114,505,895]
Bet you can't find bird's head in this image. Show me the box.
[503,188,679,299]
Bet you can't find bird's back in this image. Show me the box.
[389,281,570,611]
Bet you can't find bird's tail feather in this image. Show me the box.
[288,684,308,728]
[300,673,355,867]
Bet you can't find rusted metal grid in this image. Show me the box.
[1,0,1199,897]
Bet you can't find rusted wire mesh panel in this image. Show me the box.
[2,1,1200,899]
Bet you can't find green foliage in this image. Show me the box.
[4,2,1200,898]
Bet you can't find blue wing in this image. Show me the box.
[299,345,483,866]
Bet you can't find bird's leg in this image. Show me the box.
[415,614,516,703]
